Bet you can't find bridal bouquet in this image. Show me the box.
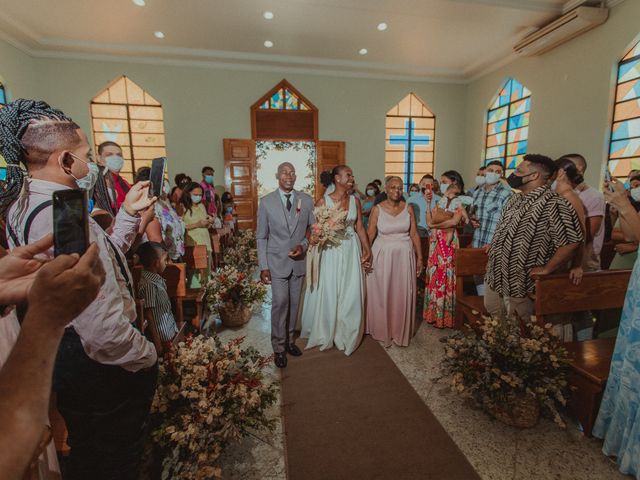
[307,205,349,290]
[310,205,349,248]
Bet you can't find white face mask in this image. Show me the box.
[475,175,486,187]
[67,153,100,191]
[485,172,501,185]
[631,187,640,202]
[366,189,376,197]
[105,155,124,173]
[551,180,558,191]
[440,183,449,194]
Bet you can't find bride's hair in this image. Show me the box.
[320,165,348,188]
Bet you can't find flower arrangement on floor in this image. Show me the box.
[306,205,349,289]
[146,335,278,479]
[438,316,572,428]
[206,265,267,326]
[223,229,258,273]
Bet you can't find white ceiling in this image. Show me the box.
[0,0,618,82]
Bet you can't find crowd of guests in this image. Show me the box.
[0,100,239,479]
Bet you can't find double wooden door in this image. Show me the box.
[223,139,345,230]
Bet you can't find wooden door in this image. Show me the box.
[315,141,346,200]
[223,139,257,230]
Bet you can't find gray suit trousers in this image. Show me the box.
[270,273,304,353]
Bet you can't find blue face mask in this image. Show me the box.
[624,180,631,190]
[191,195,202,204]
[204,175,214,185]
[409,191,422,197]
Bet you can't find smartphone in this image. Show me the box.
[150,157,166,198]
[53,189,89,257]
[604,167,615,192]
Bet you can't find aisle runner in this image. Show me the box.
[281,337,480,480]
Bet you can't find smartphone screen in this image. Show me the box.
[53,189,89,256]
[150,157,166,198]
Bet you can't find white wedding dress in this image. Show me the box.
[299,193,364,355]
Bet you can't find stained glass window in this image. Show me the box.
[258,87,310,111]
[385,93,435,186]
[484,78,531,176]
[609,40,640,181]
[90,76,166,182]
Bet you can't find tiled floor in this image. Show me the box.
[213,300,626,480]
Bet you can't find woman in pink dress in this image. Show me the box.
[366,176,423,347]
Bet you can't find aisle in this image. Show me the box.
[281,337,480,480]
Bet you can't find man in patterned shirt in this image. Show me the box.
[470,161,512,295]
[485,154,584,322]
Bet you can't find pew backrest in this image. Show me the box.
[454,248,488,277]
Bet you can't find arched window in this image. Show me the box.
[609,39,640,181]
[385,93,435,186]
[90,75,166,182]
[484,78,531,176]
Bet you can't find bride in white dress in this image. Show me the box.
[299,165,372,355]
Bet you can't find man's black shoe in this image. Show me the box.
[286,343,303,356]
[274,352,287,368]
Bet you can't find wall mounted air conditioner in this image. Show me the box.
[514,6,608,57]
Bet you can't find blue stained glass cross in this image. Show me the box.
[389,119,431,185]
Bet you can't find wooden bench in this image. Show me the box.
[534,269,631,436]
[454,248,488,328]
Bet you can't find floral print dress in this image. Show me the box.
[423,196,462,329]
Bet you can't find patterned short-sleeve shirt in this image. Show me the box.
[486,185,584,297]
[471,182,513,248]
[138,270,178,342]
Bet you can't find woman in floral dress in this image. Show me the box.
[423,170,467,328]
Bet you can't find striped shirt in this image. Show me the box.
[138,270,178,342]
[471,182,513,248]
[486,185,583,298]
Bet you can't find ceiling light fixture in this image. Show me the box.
[154,31,165,39]
[359,48,368,55]
[263,11,274,20]
[264,40,274,48]
[132,0,146,6]
[377,22,388,31]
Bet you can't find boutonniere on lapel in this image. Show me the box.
[296,199,302,216]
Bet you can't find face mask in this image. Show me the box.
[204,175,214,185]
[162,182,171,195]
[485,172,501,185]
[440,183,450,194]
[475,175,486,187]
[105,155,124,173]
[550,180,558,191]
[191,195,202,204]
[225,207,233,214]
[366,189,376,197]
[67,153,100,191]
[506,172,533,189]
[631,187,640,202]
[624,180,631,190]
[409,191,422,197]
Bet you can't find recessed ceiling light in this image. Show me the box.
[264,40,274,48]
[359,48,368,55]
[132,0,145,6]
[263,11,274,20]
[377,22,388,31]
[154,31,165,39]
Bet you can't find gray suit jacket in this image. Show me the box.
[256,189,315,278]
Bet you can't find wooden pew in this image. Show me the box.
[534,269,631,437]
[165,255,207,330]
[454,248,488,328]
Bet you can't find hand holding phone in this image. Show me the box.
[53,189,89,257]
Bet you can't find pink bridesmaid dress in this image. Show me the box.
[365,205,416,347]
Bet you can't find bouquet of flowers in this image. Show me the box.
[437,316,571,428]
[145,335,278,479]
[206,266,267,309]
[223,229,258,273]
[306,205,349,289]
[310,205,349,248]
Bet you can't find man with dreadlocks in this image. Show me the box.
[0,99,158,480]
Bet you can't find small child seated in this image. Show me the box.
[137,241,180,354]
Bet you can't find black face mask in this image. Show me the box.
[507,172,533,189]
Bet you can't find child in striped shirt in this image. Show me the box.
[137,241,179,355]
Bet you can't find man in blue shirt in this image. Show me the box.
[407,174,440,238]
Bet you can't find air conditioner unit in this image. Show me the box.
[514,6,608,56]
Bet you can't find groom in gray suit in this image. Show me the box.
[257,162,315,368]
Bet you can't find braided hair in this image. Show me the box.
[0,99,73,216]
